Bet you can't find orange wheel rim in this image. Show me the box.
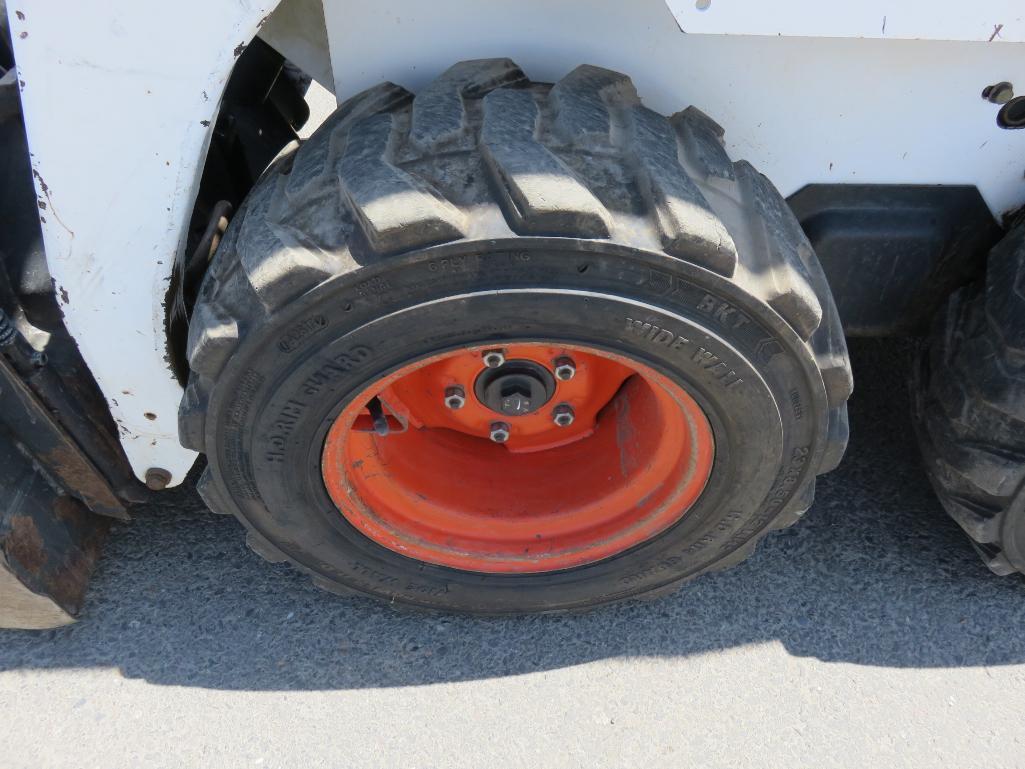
[321,342,715,573]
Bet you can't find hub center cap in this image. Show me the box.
[475,359,556,417]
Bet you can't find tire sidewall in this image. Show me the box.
[206,241,827,612]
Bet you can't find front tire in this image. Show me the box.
[180,59,851,612]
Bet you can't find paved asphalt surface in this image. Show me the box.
[3,339,1025,767]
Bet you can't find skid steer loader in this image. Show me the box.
[1,0,1023,626]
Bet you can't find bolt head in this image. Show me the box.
[552,404,575,427]
[144,467,172,491]
[444,386,466,410]
[482,349,506,369]
[489,421,511,443]
[500,391,532,415]
[554,356,576,381]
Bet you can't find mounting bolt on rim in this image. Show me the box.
[444,386,466,410]
[552,403,575,427]
[554,356,576,381]
[482,349,506,368]
[489,421,511,443]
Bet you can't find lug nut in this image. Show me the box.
[553,356,576,381]
[489,421,511,443]
[552,404,575,427]
[482,349,506,369]
[444,386,466,410]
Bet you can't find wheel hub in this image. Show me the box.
[321,342,715,574]
[475,359,556,417]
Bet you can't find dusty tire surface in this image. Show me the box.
[913,221,1025,576]
[180,59,852,612]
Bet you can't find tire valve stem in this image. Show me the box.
[367,397,390,436]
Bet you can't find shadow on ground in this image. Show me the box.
[1,339,1023,690]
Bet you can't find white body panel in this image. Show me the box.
[665,0,1024,42]
[324,0,1025,216]
[8,1,1025,485]
[8,2,275,484]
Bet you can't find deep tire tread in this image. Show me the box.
[481,87,612,237]
[913,221,1025,575]
[182,58,853,606]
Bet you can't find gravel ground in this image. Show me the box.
[2,337,1025,767]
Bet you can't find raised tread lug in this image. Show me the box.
[625,105,737,275]
[268,84,413,253]
[735,161,823,340]
[984,224,1025,362]
[549,64,639,145]
[411,58,526,149]
[819,406,849,475]
[242,242,343,311]
[178,380,207,453]
[481,88,611,237]
[186,302,239,378]
[671,106,735,181]
[338,112,467,255]
[977,546,1017,576]
[935,489,1003,544]
[819,361,855,410]
[236,173,343,311]
[775,480,816,528]
[286,82,412,202]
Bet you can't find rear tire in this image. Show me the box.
[912,220,1025,576]
[180,59,851,612]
